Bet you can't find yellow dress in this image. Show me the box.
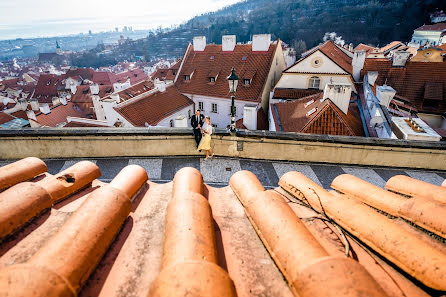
[198,124,212,151]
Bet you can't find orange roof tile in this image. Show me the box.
[113,79,154,102]
[34,102,86,127]
[273,88,321,100]
[176,42,278,102]
[114,85,193,126]
[415,23,446,31]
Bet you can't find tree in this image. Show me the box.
[293,40,307,59]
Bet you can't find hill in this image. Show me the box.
[72,0,446,67]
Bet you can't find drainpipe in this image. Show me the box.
[230,171,388,297]
[279,171,446,291]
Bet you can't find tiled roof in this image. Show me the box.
[0,157,443,296]
[380,41,404,53]
[361,59,446,113]
[64,68,94,80]
[176,43,278,102]
[113,79,154,102]
[272,88,321,100]
[235,107,268,130]
[114,85,193,126]
[115,69,148,85]
[151,68,169,81]
[0,112,14,125]
[33,102,86,127]
[0,78,19,90]
[34,74,63,103]
[92,72,117,85]
[272,92,364,136]
[298,41,353,74]
[71,85,113,117]
[354,43,375,53]
[415,23,446,31]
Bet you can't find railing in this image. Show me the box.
[1,128,445,170]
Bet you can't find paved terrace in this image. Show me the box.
[1,156,445,189]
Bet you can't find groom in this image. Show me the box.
[191,110,205,148]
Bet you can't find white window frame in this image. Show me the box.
[309,76,321,89]
[198,101,204,111]
[244,79,251,85]
[211,103,218,113]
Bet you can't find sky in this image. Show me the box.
[0,0,241,40]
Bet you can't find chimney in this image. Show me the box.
[52,97,60,106]
[30,99,39,111]
[18,99,27,111]
[193,36,206,52]
[40,103,51,115]
[110,93,120,103]
[376,85,396,108]
[154,78,166,92]
[323,83,352,114]
[367,71,379,86]
[222,35,236,51]
[352,50,366,82]
[252,34,271,52]
[392,51,410,67]
[243,105,258,130]
[60,96,67,105]
[348,43,354,52]
[26,110,36,121]
[90,83,99,95]
[174,115,188,127]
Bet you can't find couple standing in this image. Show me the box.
[191,110,214,160]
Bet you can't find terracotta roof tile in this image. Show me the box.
[114,85,193,126]
[34,74,63,103]
[415,23,446,31]
[34,102,87,127]
[354,43,375,53]
[361,59,446,113]
[0,158,442,296]
[176,43,278,102]
[64,68,95,81]
[299,41,353,74]
[273,88,321,100]
[113,79,154,102]
[0,112,14,125]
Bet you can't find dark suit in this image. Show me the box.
[191,114,205,147]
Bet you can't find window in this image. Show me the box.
[309,76,321,89]
[212,124,217,128]
[170,119,174,127]
[209,77,216,83]
[212,103,218,113]
[241,56,247,62]
[198,101,204,110]
[244,79,251,85]
[209,56,215,61]
[184,75,191,81]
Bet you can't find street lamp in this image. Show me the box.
[227,67,239,132]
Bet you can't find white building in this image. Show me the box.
[411,23,446,46]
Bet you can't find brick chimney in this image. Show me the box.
[252,34,271,52]
[222,35,236,51]
[193,36,206,52]
[392,51,410,67]
[323,83,352,115]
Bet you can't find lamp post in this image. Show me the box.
[227,67,239,133]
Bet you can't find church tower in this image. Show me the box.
[56,40,62,55]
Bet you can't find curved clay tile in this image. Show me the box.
[230,171,387,297]
[279,171,446,291]
[385,175,446,204]
[36,161,101,203]
[109,164,148,198]
[442,179,446,187]
[332,174,446,238]
[0,165,147,296]
[149,167,236,297]
[0,157,47,191]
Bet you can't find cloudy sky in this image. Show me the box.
[0,0,240,40]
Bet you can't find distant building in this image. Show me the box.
[411,23,446,46]
[430,10,446,24]
[175,34,286,129]
[38,41,68,65]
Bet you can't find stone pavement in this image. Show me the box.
[2,156,445,189]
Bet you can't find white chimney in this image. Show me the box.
[368,71,379,86]
[40,103,51,115]
[90,84,99,95]
[352,50,366,82]
[252,34,271,52]
[110,93,120,103]
[243,105,258,130]
[322,83,352,115]
[30,99,39,111]
[19,99,27,111]
[174,115,188,127]
[193,36,206,52]
[154,78,166,92]
[222,35,236,51]
[348,43,354,52]
[60,96,67,105]
[392,51,410,67]
[26,110,36,121]
[376,85,396,108]
[52,97,60,106]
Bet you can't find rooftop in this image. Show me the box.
[0,154,445,296]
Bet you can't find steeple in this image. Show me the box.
[56,40,62,55]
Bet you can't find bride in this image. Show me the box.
[197,116,214,160]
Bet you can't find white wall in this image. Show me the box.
[275,73,356,92]
[157,105,194,127]
[286,51,347,74]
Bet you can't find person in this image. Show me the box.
[198,116,214,160]
[190,110,204,148]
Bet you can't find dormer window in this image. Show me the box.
[207,69,220,84]
[46,80,51,86]
[209,77,216,83]
[184,75,191,81]
[241,56,247,62]
[244,79,251,85]
[209,56,215,61]
[241,70,256,87]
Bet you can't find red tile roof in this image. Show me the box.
[33,102,86,127]
[71,85,113,117]
[415,23,446,31]
[380,41,404,53]
[0,112,14,125]
[235,107,268,130]
[0,78,19,90]
[115,69,148,85]
[64,68,95,81]
[361,59,446,113]
[34,74,63,103]
[296,41,353,75]
[176,42,278,102]
[114,85,193,126]
[271,92,364,136]
[272,88,321,100]
[113,79,154,102]
[354,43,375,53]
[92,72,117,86]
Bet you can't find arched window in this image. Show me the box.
[309,76,321,89]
